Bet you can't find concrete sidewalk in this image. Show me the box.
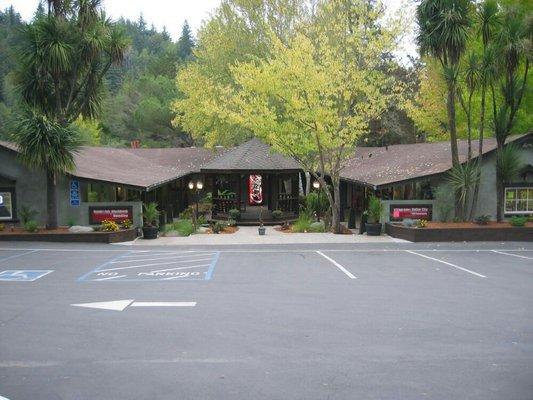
[128,226,404,246]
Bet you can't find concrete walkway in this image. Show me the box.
[129,226,405,246]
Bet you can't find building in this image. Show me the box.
[1,134,531,228]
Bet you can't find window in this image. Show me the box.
[504,187,533,214]
[0,190,14,221]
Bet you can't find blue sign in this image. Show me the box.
[0,270,54,282]
[70,179,80,206]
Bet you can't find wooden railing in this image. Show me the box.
[277,194,298,213]
[212,195,239,215]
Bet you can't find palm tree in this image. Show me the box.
[417,0,472,168]
[12,109,81,229]
[491,6,530,221]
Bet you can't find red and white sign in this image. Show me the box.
[390,205,432,221]
[89,206,133,224]
[249,175,263,205]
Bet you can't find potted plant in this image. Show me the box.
[142,202,160,239]
[258,206,266,235]
[365,196,383,236]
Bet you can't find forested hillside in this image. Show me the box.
[0,5,194,147]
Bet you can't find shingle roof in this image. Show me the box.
[341,134,531,188]
[201,138,301,172]
[0,141,221,190]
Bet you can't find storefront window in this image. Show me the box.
[0,190,14,220]
[504,187,533,214]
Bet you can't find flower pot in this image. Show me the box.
[142,226,158,239]
[365,222,382,236]
[258,226,266,235]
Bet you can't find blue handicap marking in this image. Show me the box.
[78,251,220,282]
[0,270,54,282]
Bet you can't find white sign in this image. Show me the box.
[71,299,196,311]
[0,195,3,205]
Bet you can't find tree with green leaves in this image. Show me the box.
[417,0,472,168]
[177,20,195,62]
[12,110,82,229]
[12,0,127,228]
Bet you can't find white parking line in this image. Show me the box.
[94,275,127,281]
[406,250,486,278]
[316,251,357,279]
[149,264,211,273]
[491,250,533,260]
[110,253,216,263]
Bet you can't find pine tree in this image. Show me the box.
[177,20,194,62]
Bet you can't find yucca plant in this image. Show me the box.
[447,161,480,221]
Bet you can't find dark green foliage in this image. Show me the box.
[19,205,38,225]
[305,191,329,221]
[24,220,39,232]
[509,216,527,227]
[177,21,195,62]
[272,210,284,220]
[474,215,491,225]
[496,143,522,183]
[292,214,313,233]
[143,202,160,227]
[228,208,240,220]
[366,196,383,224]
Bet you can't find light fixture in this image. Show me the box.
[312,181,320,189]
[188,181,194,190]
[196,181,203,190]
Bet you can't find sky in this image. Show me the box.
[0,0,417,58]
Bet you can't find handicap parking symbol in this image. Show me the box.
[0,270,54,282]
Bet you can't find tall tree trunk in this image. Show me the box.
[331,181,341,234]
[446,80,461,219]
[469,82,486,221]
[46,169,58,229]
[495,141,504,222]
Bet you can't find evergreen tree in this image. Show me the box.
[177,20,195,62]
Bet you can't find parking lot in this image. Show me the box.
[0,241,532,400]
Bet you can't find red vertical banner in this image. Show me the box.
[249,175,263,205]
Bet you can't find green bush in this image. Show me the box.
[309,221,325,232]
[305,191,329,220]
[87,191,98,202]
[0,223,4,231]
[366,196,383,224]
[24,220,39,233]
[228,208,240,220]
[509,216,527,227]
[434,185,454,222]
[211,221,225,234]
[292,214,312,232]
[19,205,38,225]
[197,215,208,226]
[174,219,195,236]
[226,219,237,227]
[272,209,284,220]
[474,215,491,225]
[143,202,160,227]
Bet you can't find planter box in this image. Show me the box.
[0,228,137,244]
[385,223,533,242]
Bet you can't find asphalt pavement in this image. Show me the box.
[0,241,532,400]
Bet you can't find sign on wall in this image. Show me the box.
[89,206,133,224]
[249,175,263,205]
[0,191,13,220]
[70,179,80,206]
[390,204,432,221]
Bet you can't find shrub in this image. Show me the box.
[228,208,240,220]
[434,185,454,222]
[174,219,195,236]
[179,207,193,220]
[272,209,284,220]
[417,219,428,228]
[402,218,415,227]
[24,220,39,233]
[211,221,225,234]
[19,205,38,225]
[0,223,4,231]
[509,216,527,227]
[226,219,237,227]
[309,221,326,232]
[452,216,463,223]
[366,196,383,224]
[474,215,491,225]
[305,191,329,220]
[197,215,208,225]
[292,214,313,232]
[143,202,159,227]
[121,219,133,229]
[101,219,120,232]
[87,191,98,202]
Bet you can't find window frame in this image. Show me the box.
[504,185,533,215]
[0,187,17,222]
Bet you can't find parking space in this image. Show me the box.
[0,243,532,400]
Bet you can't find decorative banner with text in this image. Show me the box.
[390,204,432,221]
[249,175,263,205]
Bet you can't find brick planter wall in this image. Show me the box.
[386,223,533,242]
[0,228,137,243]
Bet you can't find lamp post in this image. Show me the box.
[188,180,203,227]
[312,180,320,190]
[312,180,321,222]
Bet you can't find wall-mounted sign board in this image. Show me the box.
[88,206,133,224]
[390,204,433,221]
